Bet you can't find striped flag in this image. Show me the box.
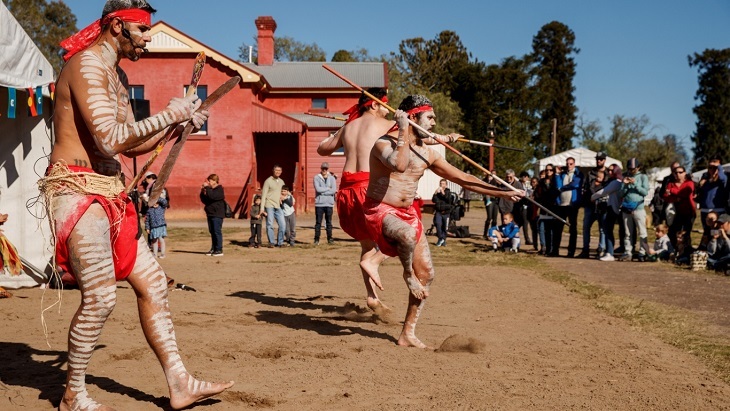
[27,88,38,116]
[35,86,42,115]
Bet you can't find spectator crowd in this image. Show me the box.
[480,151,730,274]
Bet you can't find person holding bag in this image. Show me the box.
[200,173,226,256]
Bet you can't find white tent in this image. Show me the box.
[537,147,622,172]
[0,2,54,288]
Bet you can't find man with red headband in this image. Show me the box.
[45,1,232,410]
[364,95,523,348]
[318,89,460,316]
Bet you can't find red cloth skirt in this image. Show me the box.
[336,171,372,241]
[363,198,423,257]
[52,166,138,283]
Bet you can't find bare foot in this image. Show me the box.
[169,374,234,410]
[59,395,116,411]
[397,332,432,349]
[366,296,391,314]
[404,273,429,300]
[360,257,383,291]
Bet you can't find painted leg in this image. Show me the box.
[397,230,434,349]
[125,237,233,410]
[59,204,118,411]
[358,240,390,313]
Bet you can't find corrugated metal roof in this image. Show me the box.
[287,113,345,129]
[242,62,386,89]
[252,103,305,133]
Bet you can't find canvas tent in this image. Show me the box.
[0,2,54,288]
[537,147,622,172]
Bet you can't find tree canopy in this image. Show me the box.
[4,0,78,74]
[689,48,730,170]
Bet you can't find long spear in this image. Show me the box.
[305,112,347,121]
[308,113,525,152]
[322,64,568,225]
[455,138,525,152]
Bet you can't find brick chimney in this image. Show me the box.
[255,16,277,66]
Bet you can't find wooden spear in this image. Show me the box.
[321,64,568,225]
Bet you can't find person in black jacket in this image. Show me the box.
[432,179,453,247]
[200,173,226,256]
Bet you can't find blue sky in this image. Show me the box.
[62,0,730,159]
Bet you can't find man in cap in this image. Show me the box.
[618,157,650,261]
[364,95,523,347]
[44,1,232,409]
[313,161,337,244]
[577,151,608,258]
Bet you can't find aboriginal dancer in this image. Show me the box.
[39,1,232,409]
[317,89,461,314]
[364,96,522,348]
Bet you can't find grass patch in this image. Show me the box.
[433,237,730,383]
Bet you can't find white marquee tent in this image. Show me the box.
[0,2,54,288]
[537,147,622,172]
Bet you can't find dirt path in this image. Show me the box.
[1,210,729,410]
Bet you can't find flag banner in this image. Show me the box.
[35,86,43,115]
[27,88,38,117]
[8,88,16,118]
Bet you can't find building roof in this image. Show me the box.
[287,113,345,129]
[252,103,305,133]
[241,62,387,91]
[146,21,260,84]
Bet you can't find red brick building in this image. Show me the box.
[119,16,387,216]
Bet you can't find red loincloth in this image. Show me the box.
[336,171,372,241]
[363,198,423,257]
[52,166,138,283]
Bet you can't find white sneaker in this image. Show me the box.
[599,254,616,262]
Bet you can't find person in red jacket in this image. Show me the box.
[662,165,696,254]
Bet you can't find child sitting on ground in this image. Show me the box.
[248,195,264,248]
[647,223,674,261]
[488,212,521,252]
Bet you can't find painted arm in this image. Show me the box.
[373,110,412,173]
[429,155,522,200]
[69,55,201,157]
[421,132,462,145]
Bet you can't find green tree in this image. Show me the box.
[577,114,687,169]
[529,21,580,158]
[390,30,470,93]
[450,57,537,174]
[688,48,730,170]
[4,0,77,74]
[238,36,326,63]
[331,48,378,62]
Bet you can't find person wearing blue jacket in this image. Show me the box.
[619,158,650,261]
[313,162,337,245]
[488,212,521,252]
[697,156,728,249]
[554,156,583,257]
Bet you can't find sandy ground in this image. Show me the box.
[2,209,730,410]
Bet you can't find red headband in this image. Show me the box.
[406,105,433,116]
[60,9,152,62]
[343,96,389,124]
